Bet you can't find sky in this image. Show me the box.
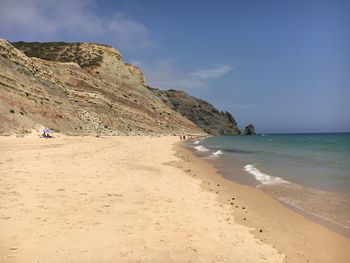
[1,0,349,133]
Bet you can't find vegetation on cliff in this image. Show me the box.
[12,41,114,68]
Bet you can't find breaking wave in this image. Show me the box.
[243,164,289,185]
[212,150,223,156]
[194,145,210,152]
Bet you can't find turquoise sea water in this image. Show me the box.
[190,133,350,233]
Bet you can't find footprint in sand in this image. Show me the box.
[119,251,129,257]
[186,247,198,253]
[215,255,226,261]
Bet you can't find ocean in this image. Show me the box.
[189,133,350,235]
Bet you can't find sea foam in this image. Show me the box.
[206,150,224,159]
[194,140,200,144]
[194,145,210,152]
[243,164,289,185]
[212,150,223,156]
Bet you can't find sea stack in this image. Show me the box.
[243,124,256,135]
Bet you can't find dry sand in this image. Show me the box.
[0,135,349,262]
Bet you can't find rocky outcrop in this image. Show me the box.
[125,63,147,87]
[149,88,241,135]
[243,124,256,135]
[0,40,205,135]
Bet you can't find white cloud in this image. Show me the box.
[143,58,203,90]
[141,59,233,91]
[0,0,154,51]
[189,65,233,79]
[108,15,154,50]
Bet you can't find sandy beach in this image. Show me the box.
[0,135,349,262]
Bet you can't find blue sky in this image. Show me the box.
[1,0,349,133]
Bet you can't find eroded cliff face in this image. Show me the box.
[149,88,241,135]
[125,63,147,87]
[0,40,204,135]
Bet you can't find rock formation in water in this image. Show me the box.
[243,124,256,135]
[149,88,241,135]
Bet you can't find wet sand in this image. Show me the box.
[186,143,350,238]
[174,142,350,263]
[0,135,283,263]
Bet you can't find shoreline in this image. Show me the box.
[185,138,350,238]
[0,134,349,262]
[173,141,350,262]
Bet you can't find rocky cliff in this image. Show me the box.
[0,40,204,135]
[149,88,241,135]
[1,40,255,136]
